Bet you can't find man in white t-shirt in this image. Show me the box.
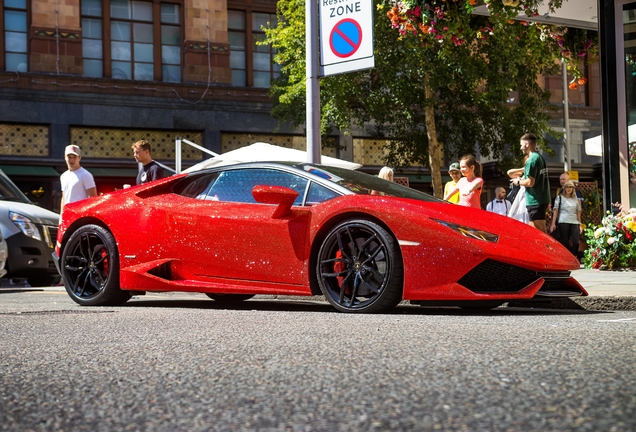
[60,145,97,214]
[486,187,511,216]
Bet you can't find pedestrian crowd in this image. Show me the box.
[59,140,164,214]
[59,132,592,264]
[441,132,588,259]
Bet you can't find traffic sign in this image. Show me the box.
[329,19,362,58]
[319,0,374,76]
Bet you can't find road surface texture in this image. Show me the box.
[1,290,635,431]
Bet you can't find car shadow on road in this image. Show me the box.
[121,297,611,316]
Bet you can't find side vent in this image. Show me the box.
[147,262,172,280]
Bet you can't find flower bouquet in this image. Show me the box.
[583,208,636,269]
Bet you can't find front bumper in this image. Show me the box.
[5,231,58,278]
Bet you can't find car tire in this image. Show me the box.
[316,219,403,313]
[61,224,130,306]
[205,293,255,302]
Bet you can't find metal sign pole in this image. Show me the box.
[562,59,571,173]
[306,0,321,164]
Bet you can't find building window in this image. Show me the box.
[252,12,279,88]
[228,10,246,87]
[3,0,28,72]
[228,10,279,88]
[82,0,103,77]
[160,3,180,82]
[80,0,181,82]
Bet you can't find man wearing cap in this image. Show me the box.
[60,145,97,214]
[444,162,462,204]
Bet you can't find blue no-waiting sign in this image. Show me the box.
[319,0,374,76]
[330,19,362,58]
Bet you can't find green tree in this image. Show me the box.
[263,0,597,197]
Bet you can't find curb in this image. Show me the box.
[506,297,636,311]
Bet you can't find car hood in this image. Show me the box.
[0,201,60,226]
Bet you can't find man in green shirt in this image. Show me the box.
[511,133,551,233]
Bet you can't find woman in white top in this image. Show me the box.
[549,180,582,256]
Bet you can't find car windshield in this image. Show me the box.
[299,164,445,203]
[0,170,31,203]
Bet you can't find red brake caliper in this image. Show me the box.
[333,250,351,295]
[334,250,345,286]
[101,249,108,277]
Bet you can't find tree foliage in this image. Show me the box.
[262,0,598,197]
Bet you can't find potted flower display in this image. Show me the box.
[583,207,636,269]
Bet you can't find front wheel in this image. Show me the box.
[61,224,130,306]
[316,219,403,313]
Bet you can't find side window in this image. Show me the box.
[206,169,308,205]
[306,182,340,205]
[177,173,219,199]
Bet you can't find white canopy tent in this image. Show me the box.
[183,142,362,173]
[472,1,597,31]
[584,124,636,157]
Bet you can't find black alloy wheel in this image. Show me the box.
[61,224,130,306]
[205,293,255,302]
[316,219,403,313]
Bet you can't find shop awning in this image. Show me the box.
[0,165,60,176]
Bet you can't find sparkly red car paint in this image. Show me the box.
[54,163,586,313]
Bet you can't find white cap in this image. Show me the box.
[65,145,81,157]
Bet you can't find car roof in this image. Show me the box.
[185,161,355,196]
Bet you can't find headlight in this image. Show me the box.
[433,219,499,243]
[9,212,42,241]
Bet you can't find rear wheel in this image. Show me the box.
[205,293,255,302]
[316,219,403,313]
[61,224,130,306]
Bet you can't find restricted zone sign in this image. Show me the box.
[319,0,374,76]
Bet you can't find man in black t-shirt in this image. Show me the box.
[132,139,163,185]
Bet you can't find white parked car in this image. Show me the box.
[0,230,7,279]
[0,169,60,286]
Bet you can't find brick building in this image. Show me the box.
[0,0,602,212]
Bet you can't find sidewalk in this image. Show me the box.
[563,267,636,311]
[571,267,636,297]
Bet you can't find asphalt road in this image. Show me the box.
[1,289,635,431]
